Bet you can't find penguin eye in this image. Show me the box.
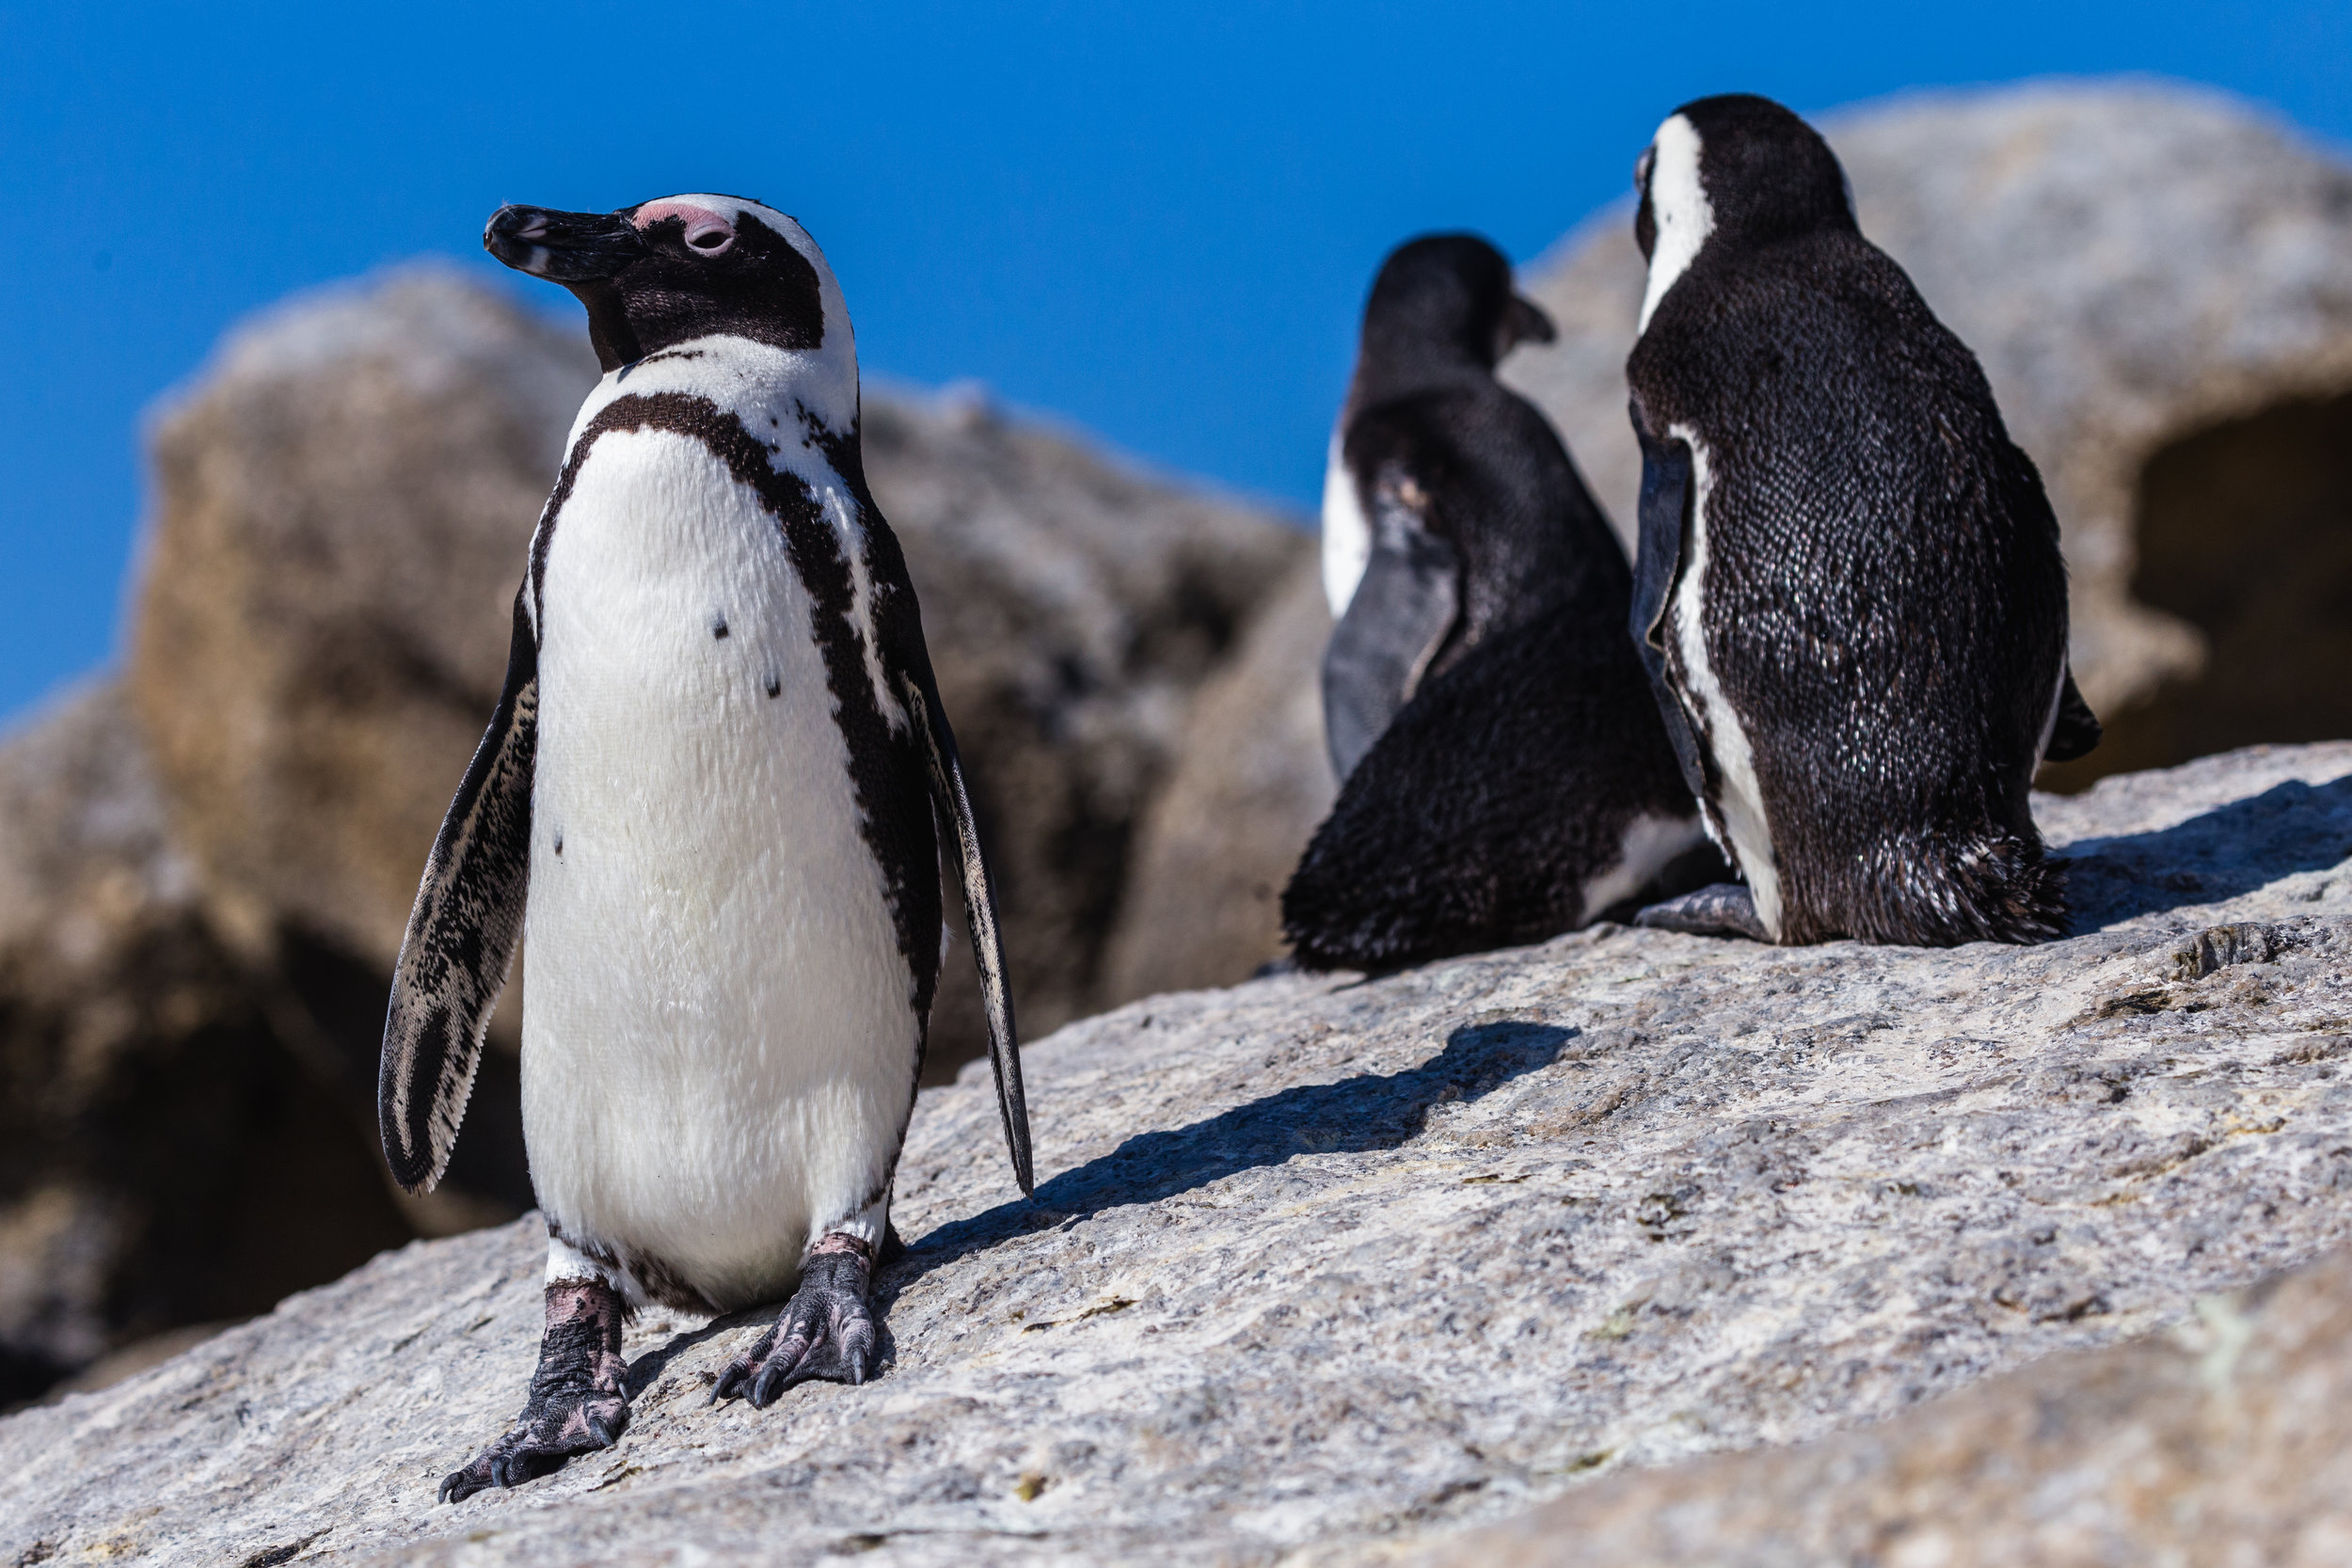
[1634,148,1656,193]
[686,223,735,255]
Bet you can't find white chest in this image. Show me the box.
[519,428,921,1306]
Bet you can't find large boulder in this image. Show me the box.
[1505,80,2352,789]
[7,741,2350,1563]
[0,686,411,1405]
[1100,555,1334,999]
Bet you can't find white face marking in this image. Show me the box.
[1321,429,1373,615]
[1666,423,1782,938]
[1579,811,1711,923]
[1636,115,1714,335]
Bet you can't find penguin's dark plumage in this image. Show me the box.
[379,195,1027,1503]
[1625,95,2097,947]
[1287,234,1719,972]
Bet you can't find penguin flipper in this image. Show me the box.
[2042,670,2103,764]
[1630,418,1707,800]
[378,587,537,1196]
[1322,466,1459,782]
[898,663,1032,1196]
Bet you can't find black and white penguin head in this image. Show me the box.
[1355,233,1555,394]
[1631,94,1857,331]
[484,194,856,383]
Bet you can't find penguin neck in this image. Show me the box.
[1345,341,1498,420]
[594,333,862,445]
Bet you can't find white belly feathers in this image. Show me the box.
[522,428,918,1310]
[1667,425,1783,940]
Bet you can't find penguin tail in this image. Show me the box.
[1851,826,2068,947]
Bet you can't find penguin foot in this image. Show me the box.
[710,1233,876,1409]
[439,1278,629,1504]
[1634,882,1771,942]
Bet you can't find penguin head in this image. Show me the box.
[484,195,853,376]
[1632,94,1856,332]
[1357,233,1555,391]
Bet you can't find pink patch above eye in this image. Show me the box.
[633,199,734,249]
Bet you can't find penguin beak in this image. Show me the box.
[483,205,644,282]
[1498,294,1557,357]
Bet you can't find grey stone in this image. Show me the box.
[1504,80,2352,787]
[1416,1242,2352,1566]
[8,740,2351,1564]
[1101,555,1334,999]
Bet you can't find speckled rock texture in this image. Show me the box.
[1505,80,2352,783]
[7,740,2350,1565]
[1414,1242,2352,1567]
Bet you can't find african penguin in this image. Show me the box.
[1284,233,1723,972]
[378,194,1031,1503]
[1623,95,2101,946]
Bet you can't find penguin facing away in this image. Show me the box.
[1623,96,2100,947]
[378,194,1030,1503]
[1284,234,1723,972]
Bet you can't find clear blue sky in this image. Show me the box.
[4,1,2348,722]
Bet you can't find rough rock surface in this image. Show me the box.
[8,741,2351,1564]
[1102,556,1334,998]
[1417,1243,2352,1566]
[1504,80,2352,785]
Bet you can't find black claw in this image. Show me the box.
[711,1239,878,1411]
[1635,881,1770,942]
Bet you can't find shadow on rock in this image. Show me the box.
[887,1020,1574,1291]
[2061,776,2352,928]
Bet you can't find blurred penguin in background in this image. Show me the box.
[1284,234,1722,973]
[1623,94,2098,947]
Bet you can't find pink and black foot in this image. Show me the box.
[711,1233,877,1408]
[439,1278,630,1503]
[1635,881,1769,941]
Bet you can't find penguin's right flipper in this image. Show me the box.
[2042,670,2103,764]
[379,587,538,1196]
[1630,418,1707,800]
[1634,882,1770,942]
[1322,463,1459,782]
[898,660,1032,1196]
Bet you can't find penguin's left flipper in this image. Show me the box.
[440,1278,628,1504]
[381,586,538,1196]
[894,653,1032,1196]
[711,1236,876,1408]
[2042,670,2103,764]
[1634,881,1771,942]
[1322,464,1460,781]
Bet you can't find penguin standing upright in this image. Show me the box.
[1282,235,1720,972]
[377,195,1030,1503]
[1623,96,2100,946]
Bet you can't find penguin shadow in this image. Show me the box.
[881,1019,1575,1296]
[2058,774,2352,930]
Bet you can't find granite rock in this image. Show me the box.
[7,740,2351,1564]
[1418,1244,2352,1566]
[1101,555,1335,998]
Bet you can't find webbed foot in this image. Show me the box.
[440,1278,629,1504]
[711,1233,876,1409]
[1634,881,1770,942]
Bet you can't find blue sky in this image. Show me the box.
[4,1,2349,722]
